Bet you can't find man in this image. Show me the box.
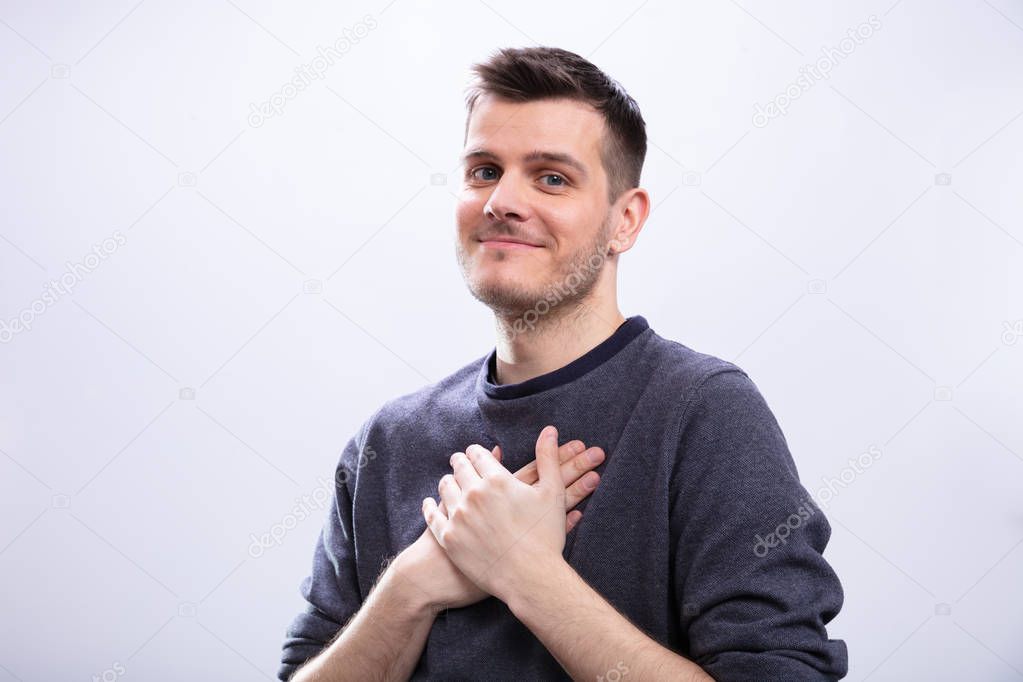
[278,46,848,681]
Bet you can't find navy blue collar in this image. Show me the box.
[482,315,649,400]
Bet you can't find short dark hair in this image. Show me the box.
[464,46,647,204]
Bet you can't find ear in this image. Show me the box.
[606,187,650,256]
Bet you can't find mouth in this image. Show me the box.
[478,237,543,251]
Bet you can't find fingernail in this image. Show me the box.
[584,474,598,490]
[586,448,603,464]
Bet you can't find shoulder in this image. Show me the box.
[641,331,752,405]
[339,352,486,468]
[377,352,484,420]
[639,331,783,460]
[646,336,796,483]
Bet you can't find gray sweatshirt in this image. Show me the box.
[278,315,849,680]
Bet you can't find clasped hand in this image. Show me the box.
[395,425,602,612]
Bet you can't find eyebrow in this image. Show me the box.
[461,148,590,180]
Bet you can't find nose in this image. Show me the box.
[483,173,530,223]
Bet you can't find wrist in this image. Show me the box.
[385,551,445,618]
[503,552,571,617]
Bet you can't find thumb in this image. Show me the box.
[535,425,560,491]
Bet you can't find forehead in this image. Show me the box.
[464,95,606,164]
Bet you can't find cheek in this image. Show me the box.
[455,196,483,232]
[535,209,581,253]
[552,207,601,243]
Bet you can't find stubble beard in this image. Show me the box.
[456,213,615,323]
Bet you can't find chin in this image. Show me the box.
[467,271,548,315]
[458,244,547,308]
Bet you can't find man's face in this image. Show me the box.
[455,95,616,318]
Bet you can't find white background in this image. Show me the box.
[1,1,1021,680]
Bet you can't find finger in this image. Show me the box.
[465,443,508,479]
[450,451,479,489]
[535,425,561,491]
[563,471,600,510]
[556,440,585,461]
[513,440,584,484]
[561,440,585,458]
[566,510,583,533]
[562,446,605,485]
[437,473,462,511]
[422,497,446,544]
[513,439,584,484]
[520,445,605,490]
[493,444,502,463]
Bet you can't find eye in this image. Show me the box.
[540,173,566,187]
[468,166,499,182]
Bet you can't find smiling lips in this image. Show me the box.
[478,237,543,250]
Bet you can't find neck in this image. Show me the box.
[491,286,626,386]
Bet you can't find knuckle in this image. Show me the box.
[567,479,588,500]
[449,505,467,525]
[573,451,591,472]
[463,486,483,506]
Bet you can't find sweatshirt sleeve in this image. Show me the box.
[671,367,849,681]
[277,432,365,681]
